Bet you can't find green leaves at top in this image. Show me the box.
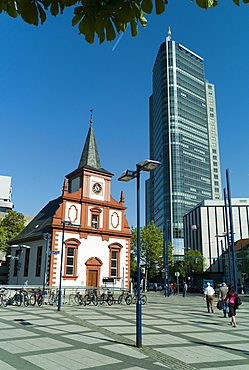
[194,0,218,8]
[0,0,248,44]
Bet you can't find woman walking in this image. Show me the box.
[223,285,238,327]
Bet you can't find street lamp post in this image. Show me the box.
[42,233,51,296]
[57,220,81,311]
[164,219,169,297]
[226,169,237,292]
[118,159,161,348]
[11,245,30,285]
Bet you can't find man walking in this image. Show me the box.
[182,282,187,297]
[219,282,229,317]
[204,282,215,313]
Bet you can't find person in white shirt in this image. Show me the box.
[204,282,215,313]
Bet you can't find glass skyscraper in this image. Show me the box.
[146,29,222,255]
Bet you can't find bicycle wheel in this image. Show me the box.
[141,294,147,305]
[107,296,114,306]
[0,296,2,306]
[49,294,55,305]
[2,299,7,307]
[14,294,22,306]
[92,295,98,306]
[24,296,29,307]
[84,294,91,305]
[132,295,137,304]
[117,295,124,304]
[125,295,132,305]
[30,294,36,306]
[77,295,84,305]
[37,295,43,306]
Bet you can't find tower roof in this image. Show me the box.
[78,123,102,170]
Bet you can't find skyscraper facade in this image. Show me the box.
[146,29,222,255]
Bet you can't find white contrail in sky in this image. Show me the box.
[112,32,125,51]
[112,25,129,51]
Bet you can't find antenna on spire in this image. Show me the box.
[90,109,93,127]
[166,26,171,42]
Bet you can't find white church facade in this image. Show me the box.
[8,122,131,289]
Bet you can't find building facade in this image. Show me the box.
[8,123,131,289]
[0,175,13,212]
[184,198,249,275]
[146,29,222,255]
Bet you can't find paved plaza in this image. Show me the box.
[0,292,249,369]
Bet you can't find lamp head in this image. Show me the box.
[137,159,161,171]
[118,170,136,182]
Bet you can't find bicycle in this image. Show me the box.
[0,288,8,307]
[30,289,43,306]
[84,290,98,306]
[131,293,147,305]
[69,291,85,306]
[117,290,133,305]
[8,289,29,307]
[48,290,58,305]
[99,290,114,306]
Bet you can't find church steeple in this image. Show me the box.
[78,112,102,170]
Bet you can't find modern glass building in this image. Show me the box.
[146,29,222,255]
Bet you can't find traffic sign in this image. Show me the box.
[48,251,60,254]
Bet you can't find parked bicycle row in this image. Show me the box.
[46,288,147,306]
[0,287,147,307]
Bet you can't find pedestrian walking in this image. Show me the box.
[23,279,29,287]
[223,285,238,327]
[182,282,187,297]
[204,282,215,313]
[218,282,229,317]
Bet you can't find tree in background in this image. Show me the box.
[0,210,25,252]
[236,245,249,275]
[177,249,206,282]
[0,0,245,44]
[130,221,174,285]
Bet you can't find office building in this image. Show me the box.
[146,29,222,255]
[184,198,249,275]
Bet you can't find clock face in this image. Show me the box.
[92,182,102,194]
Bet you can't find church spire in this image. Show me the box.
[78,110,102,170]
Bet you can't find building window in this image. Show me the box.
[214,175,218,179]
[92,214,99,229]
[213,161,217,166]
[215,188,220,193]
[108,243,123,279]
[111,251,118,277]
[63,239,80,279]
[23,248,30,277]
[90,207,102,229]
[13,250,20,277]
[214,181,219,186]
[214,168,218,173]
[213,155,217,160]
[66,247,75,275]
[212,149,217,154]
[35,246,42,277]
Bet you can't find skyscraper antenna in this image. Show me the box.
[166,26,171,42]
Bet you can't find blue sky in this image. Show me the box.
[1,0,249,227]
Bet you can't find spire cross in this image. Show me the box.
[90,109,93,126]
